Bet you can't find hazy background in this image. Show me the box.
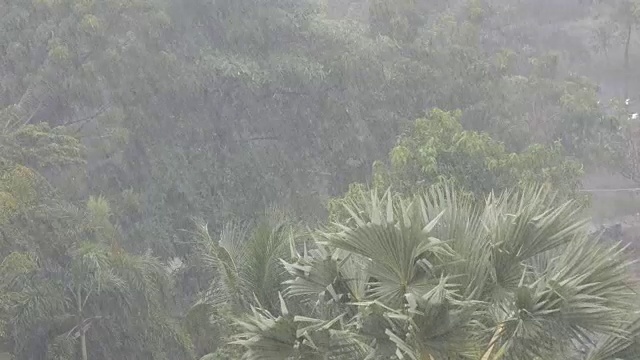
[4,0,640,359]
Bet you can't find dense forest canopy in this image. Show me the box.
[2,0,640,359]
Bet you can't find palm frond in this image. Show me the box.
[586,312,640,360]
[244,220,293,313]
[387,277,486,360]
[417,183,492,299]
[232,294,370,360]
[228,184,640,360]
[190,219,247,309]
[282,244,343,302]
[231,295,302,360]
[323,190,453,307]
[479,187,636,359]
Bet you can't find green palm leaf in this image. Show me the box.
[232,294,369,360]
[586,312,640,360]
[229,184,639,359]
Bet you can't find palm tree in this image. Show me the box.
[230,184,640,359]
[68,241,188,360]
[187,211,298,359]
[0,196,193,360]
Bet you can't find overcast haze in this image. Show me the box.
[2,1,640,359]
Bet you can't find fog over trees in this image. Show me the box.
[2,0,640,359]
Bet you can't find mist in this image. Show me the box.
[2,1,640,359]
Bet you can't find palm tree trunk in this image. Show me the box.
[624,21,632,101]
[77,288,88,360]
[481,324,504,360]
[80,333,87,360]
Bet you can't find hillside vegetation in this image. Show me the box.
[2,0,640,359]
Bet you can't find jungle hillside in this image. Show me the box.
[3,0,640,359]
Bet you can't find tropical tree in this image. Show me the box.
[185,211,299,358]
[328,109,586,225]
[0,195,193,360]
[231,184,640,359]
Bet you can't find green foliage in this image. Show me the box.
[1,0,617,258]
[232,296,369,360]
[0,193,194,360]
[592,98,640,184]
[3,0,640,358]
[0,123,85,169]
[234,185,639,359]
[329,109,585,223]
[369,0,425,42]
[186,213,299,358]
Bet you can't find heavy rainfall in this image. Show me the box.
[2,0,640,359]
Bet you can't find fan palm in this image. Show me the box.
[187,212,298,358]
[586,312,640,360]
[231,184,639,359]
[230,293,371,360]
[188,215,296,313]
